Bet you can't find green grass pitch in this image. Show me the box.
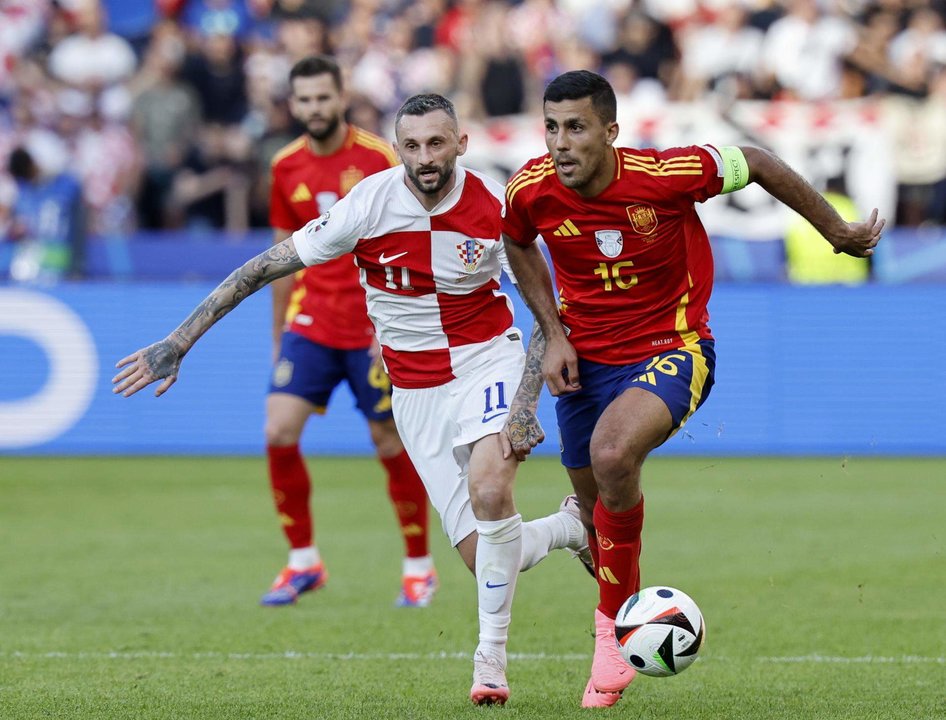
[1,456,944,719]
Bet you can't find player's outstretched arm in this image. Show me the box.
[501,322,546,462]
[112,238,306,398]
[501,235,580,396]
[741,145,885,257]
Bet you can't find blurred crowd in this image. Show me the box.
[2,0,946,279]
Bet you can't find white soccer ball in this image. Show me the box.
[614,586,705,677]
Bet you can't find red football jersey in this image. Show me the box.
[502,145,724,365]
[269,126,398,349]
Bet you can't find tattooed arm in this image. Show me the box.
[112,239,305,398]
[501,321,548,462]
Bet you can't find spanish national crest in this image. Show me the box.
[595,230,624,258]
[627,204,658,236]
[273,359,294,387]
[340,167,365,195]
[457,238,486,271]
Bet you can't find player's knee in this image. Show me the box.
[368,420,403,456]
[469,481,513,519]
[590,440,645,493]
[591,442,630,475]
[264,417,302,447]
[591,446,644,510]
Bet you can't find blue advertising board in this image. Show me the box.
[1,282,944,456]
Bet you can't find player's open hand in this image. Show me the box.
[830,208,885,258]
[543,335,581,396]
[112,338,184,397]
[501,403,545,461]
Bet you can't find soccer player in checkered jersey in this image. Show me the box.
[114,93,591,706]
[262,56,436,608]
[501,70,884,708]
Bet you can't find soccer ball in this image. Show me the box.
[614,586,705,677]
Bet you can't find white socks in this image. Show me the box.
[288,546,320,570]
[519,512,573,571]
[475,514,522,664]
[402,554,434,577]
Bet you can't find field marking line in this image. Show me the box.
[1,651,943,664]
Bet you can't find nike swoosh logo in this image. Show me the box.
[379,251,408,264]
[482,411,509,423]
[485,581,509,589]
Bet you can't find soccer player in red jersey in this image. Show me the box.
[501,70,884,707]
[262,55,436,608]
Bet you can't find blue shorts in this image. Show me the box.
[556,340,716,468]
[268,331,393,422]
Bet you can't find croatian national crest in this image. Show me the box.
[627,204,658,236]
[457,238,486,271]
[595,230,624,259]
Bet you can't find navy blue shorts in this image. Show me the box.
[269,331,393,422]
[556,340,716,468]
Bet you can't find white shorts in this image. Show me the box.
[391,330,526,546]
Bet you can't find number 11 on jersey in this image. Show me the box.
[384,265,413,290]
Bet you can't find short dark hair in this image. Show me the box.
[289,54,342,91]
[543,70,617,124]
[394,93,458,128]
[8,146,36,180]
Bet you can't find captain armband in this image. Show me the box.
[718,146,749,194]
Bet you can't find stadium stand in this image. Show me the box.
[2,0,946,281]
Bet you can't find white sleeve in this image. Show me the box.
[497,231,517,285]
[291,190,366,266]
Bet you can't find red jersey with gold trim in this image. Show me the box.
[270,126,398,349]
[502,145,724,365]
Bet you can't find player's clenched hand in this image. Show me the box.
[543,335,580,396]
[112,338,184,397]
[829,208,885,257]
[501,404,545,461]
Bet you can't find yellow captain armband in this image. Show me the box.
[719,146,749,194]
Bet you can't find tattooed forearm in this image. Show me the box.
[512,323,547,409]
[171,240,305,354]
[502,322,547,457]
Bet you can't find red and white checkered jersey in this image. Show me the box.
[291,165,515,389]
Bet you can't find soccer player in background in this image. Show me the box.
[501,70,884,708]
[262,55,436,608]
[113,92,591,706]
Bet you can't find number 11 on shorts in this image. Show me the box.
[483,382,508,421]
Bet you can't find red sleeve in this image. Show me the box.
[268,162,294,230]
[501,179,538,246]
[654,145,725,205]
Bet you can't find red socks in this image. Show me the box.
[268,445,429,560]
[380,450,430,558]
[267,444,313,548]
[592,497,645,619]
